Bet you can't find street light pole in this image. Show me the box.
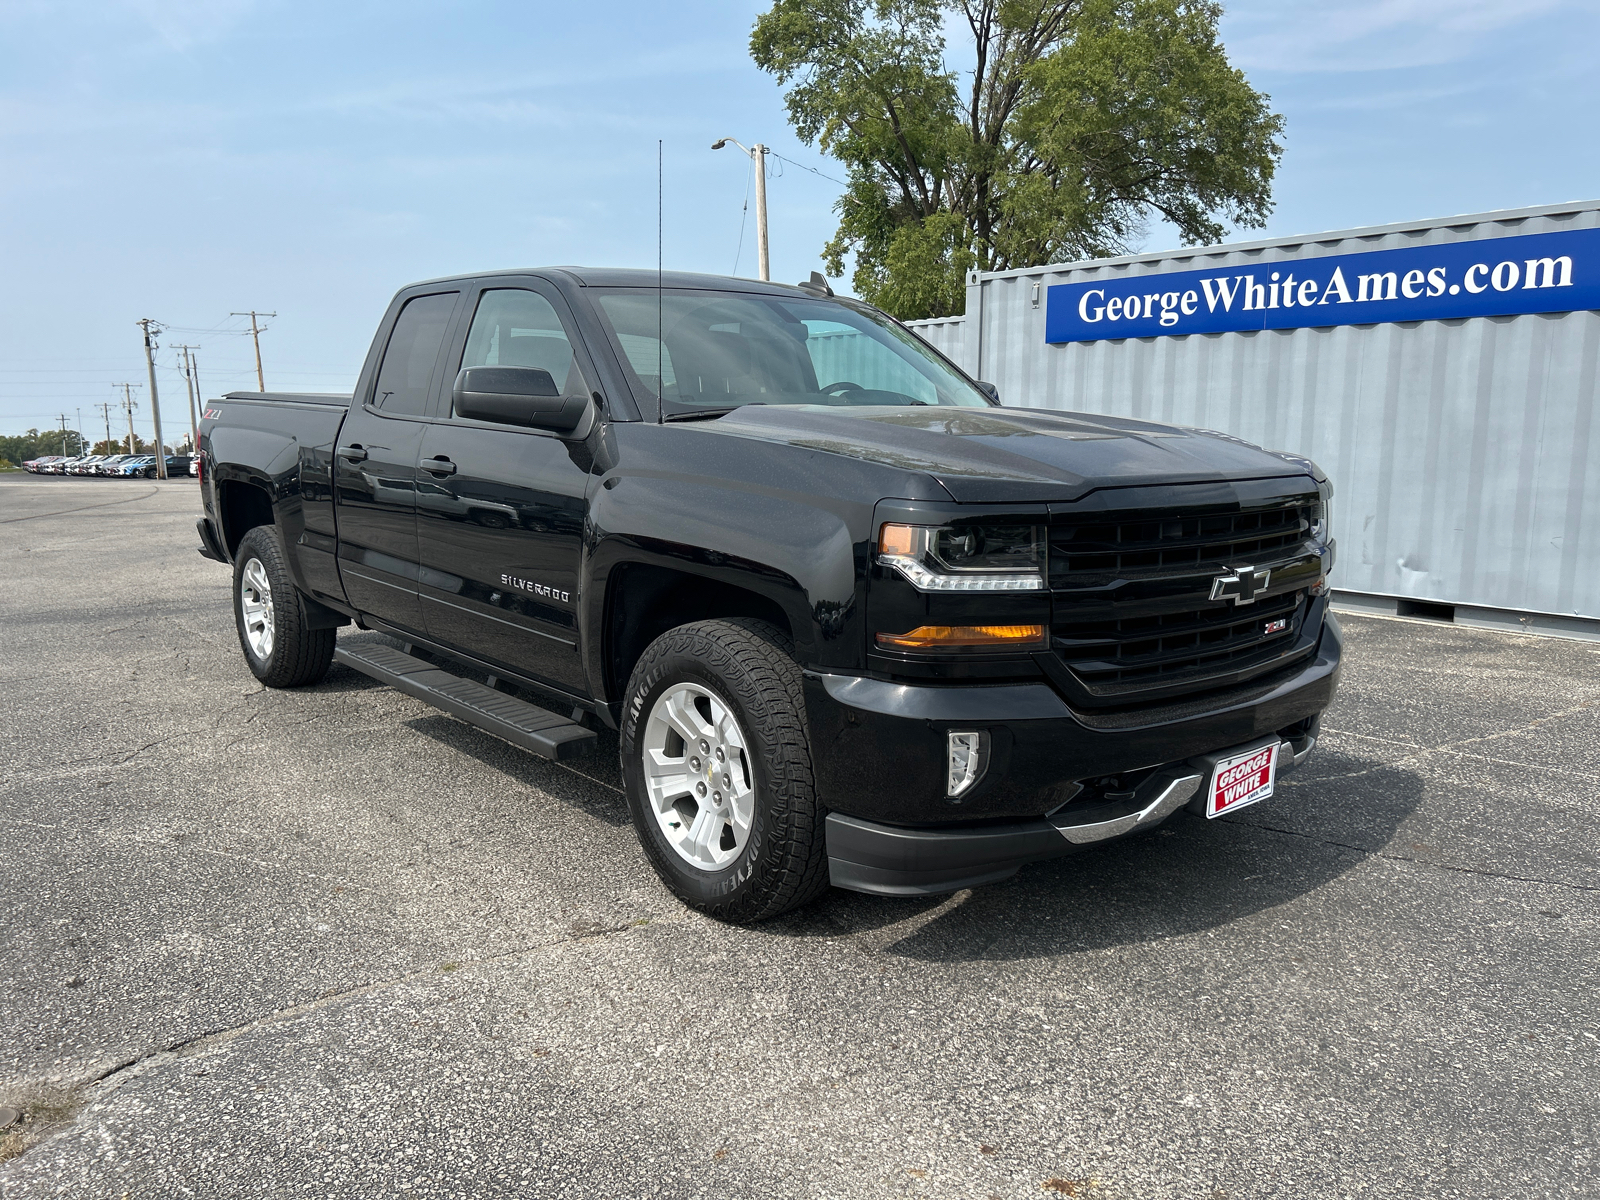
[752,144,770,282]
[712,137,770,281]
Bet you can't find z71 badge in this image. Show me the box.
[500,573,570,604]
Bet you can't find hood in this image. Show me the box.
[703,405,1310,502]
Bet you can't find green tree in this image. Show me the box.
[0,428,89,467]
[750,0,1284,319]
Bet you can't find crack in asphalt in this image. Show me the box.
[115,727,212,766]
[1229,817,1600,895]
[1304,704,1600,784]
[4,918,652,1167]
[0,487,162,524]
[91,918,645,1091]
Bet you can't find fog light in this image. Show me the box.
[947,730,990,799]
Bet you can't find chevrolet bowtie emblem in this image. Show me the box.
[1210,564,1271,606]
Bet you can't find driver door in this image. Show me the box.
[414,281,596,693]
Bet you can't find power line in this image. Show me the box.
[766,150,848,187]
[732,152,754,275]
[158,323,257,336]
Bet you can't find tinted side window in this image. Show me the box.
[459,289,582,407]
[372,292,458,415]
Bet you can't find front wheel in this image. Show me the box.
[232,525,336,688]
[620,619,829,923]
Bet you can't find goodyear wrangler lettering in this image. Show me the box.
[1045,228,1600,344]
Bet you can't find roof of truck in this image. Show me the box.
[407,267,831,298]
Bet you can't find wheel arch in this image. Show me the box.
[599,561,796,712]
[216,476,276,558]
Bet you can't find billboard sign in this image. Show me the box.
[1045,227,1600,344]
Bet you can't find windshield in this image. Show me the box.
[590,288,991,418]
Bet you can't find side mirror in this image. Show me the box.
[974,380,1000,404]
[452,366,588,433]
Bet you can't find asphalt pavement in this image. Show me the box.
[1,473,1596,1199]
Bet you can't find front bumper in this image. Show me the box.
[825,729,1318,895]
[808,611,1341,895]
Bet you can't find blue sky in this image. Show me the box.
[2,0,1597,440]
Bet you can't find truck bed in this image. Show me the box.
[220,391,352,408]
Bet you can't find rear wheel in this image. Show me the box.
[232,525,336,688]
[620,619,829,923]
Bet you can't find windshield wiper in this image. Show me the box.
[663,405,760,423]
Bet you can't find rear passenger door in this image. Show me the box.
[414,281,595,694]
[333,289,461,633]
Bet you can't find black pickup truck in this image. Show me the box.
[197,268,1340,922]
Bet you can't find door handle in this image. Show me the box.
[339,444,367,462]
[423,456,457,476]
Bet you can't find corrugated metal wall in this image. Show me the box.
[908,201,1600,622]
[904,315,965,364]
[807,329,934,400]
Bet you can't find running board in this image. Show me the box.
[334,643,597,760]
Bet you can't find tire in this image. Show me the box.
[232,525,336,688]
[143,467,156,479]
[620,618,829,923]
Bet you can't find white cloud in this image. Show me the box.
[116,0,257,53]
[1222,0,1573,72]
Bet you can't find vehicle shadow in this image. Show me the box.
[318,630,1426,956]
[767,750,1426,961]
[315,661,389,693]
[402,713,631,830]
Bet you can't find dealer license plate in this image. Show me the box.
[1204,742,1279,818]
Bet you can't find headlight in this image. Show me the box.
[878,522,1045,592]
[876,624,1047,651]
[1311,492,1332,543]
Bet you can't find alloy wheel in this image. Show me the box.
[239,557,275,659]
[641,682,755,870]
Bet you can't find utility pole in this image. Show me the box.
[136,319,168,479]
[96,402,114,453]
[58,414,70,456]
[230,311,275,391]
[752,144,769,282]
[118,383,140,456]
[174,343,201,452]
[76,408,85,454]
[711,138,771,281]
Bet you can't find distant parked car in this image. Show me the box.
[113,456,155,477]
[189,455,200,477]
[46,456,87,474]
[94,455,136,475]
[21,456,66,472]
[136,455,192,478]
[68,455,107,475]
